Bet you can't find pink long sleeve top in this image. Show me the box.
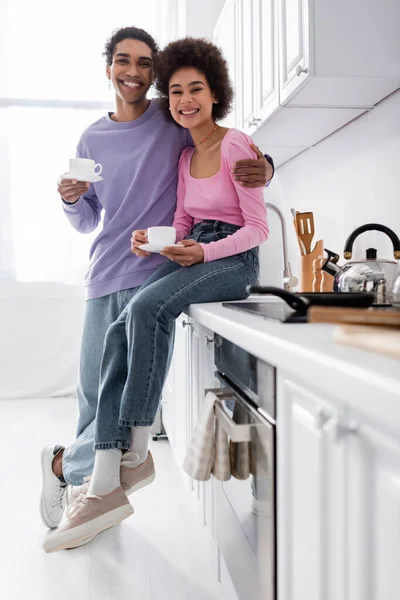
[172,128,269,262]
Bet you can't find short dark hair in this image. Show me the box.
[103,26,159,66]
[155,37,234,122]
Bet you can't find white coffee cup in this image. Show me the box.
[69,158,102,177]
[147,226,176,246]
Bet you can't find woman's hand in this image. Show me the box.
[131,229,151,257]
[160,239,204,267]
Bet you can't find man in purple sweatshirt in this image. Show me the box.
[39,26,274,529]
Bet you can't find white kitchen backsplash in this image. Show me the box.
[259,89,400,287]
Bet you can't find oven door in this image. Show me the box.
[208,383,276,600]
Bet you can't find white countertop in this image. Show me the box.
[187,297,400,432]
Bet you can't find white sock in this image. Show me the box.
[87,448,122,496]
[122,426,152,468]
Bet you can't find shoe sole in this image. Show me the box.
[39,447,65,529]
[43,504,134,553]
[125,470,156,496]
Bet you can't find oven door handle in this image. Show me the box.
[206,388,264,443]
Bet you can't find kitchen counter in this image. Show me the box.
[186,297,400,432]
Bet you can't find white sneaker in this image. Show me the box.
[40,445,67,529]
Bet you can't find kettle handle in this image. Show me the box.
[344,223,400,260]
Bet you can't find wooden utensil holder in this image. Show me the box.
[299,240,324,292]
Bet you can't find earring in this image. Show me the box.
[108,79,111,90]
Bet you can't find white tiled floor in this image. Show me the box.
[0,397,220,600]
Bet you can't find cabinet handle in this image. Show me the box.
[296,65,309,76]
[323,417,358,441]
[181,320,193,329]
[313,406,330,429]
[248,117,262,127]
[205,335,222,348]
[205,336,214,348]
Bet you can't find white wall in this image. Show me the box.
[259,89,400,287]
[0,282,84,399]
[178,0,226,39]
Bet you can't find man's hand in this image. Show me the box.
[160,239,204,267]
[232,144,273,188]
[57,178,90,203]
[131,229,151,257]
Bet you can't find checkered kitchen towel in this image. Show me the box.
[183,391,231,481]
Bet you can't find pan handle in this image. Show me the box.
[246,285,308,312]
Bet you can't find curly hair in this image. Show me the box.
[155,37,234,122]
[103,26,159,67]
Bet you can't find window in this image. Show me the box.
[0,0,171,283]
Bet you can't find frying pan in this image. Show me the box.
[247,286,375,314]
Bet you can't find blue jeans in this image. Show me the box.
[62,287,139,486]
[94,221,259,448]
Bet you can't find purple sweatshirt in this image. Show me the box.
[63,99,191,299]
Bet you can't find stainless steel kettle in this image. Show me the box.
[322,223,400,304]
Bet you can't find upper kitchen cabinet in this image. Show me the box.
[214,0,238,128]
[215,0,400,166]
[279,0,400,107]
[236,0,280,132]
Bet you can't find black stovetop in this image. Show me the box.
[223,300,307,323]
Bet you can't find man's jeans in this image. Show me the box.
[94,221,259,448]
[62,287,139,485]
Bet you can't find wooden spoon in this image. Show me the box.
[291,208,306,256]
[295,212,315,254]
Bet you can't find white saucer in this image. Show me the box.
[60,172,103,183]
[139,243,183,253]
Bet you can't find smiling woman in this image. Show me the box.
[156,37,233,122]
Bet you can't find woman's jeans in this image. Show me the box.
[94,221,259,449]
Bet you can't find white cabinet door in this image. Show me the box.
[253,0,279,122]
[236,0,255,130]
[236,0,280,131]
[187,322,218,526]
[214,0,238,128]
[278,0,313,104]
[347,418,400,600]
[161,315,190,487]
[277,374,346,600]
[171,316,190,473]
[161,354,174,445]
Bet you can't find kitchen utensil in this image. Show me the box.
[321,269,334,292]
[313,255,335,292]
[291,209,306,256]
[247,285,375,313]
[299,239,324,292]
[312,255,324,292]
[295,212,315,254]
[322,223,400,304]
[334,325,400,360]
[308,305,400,327]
